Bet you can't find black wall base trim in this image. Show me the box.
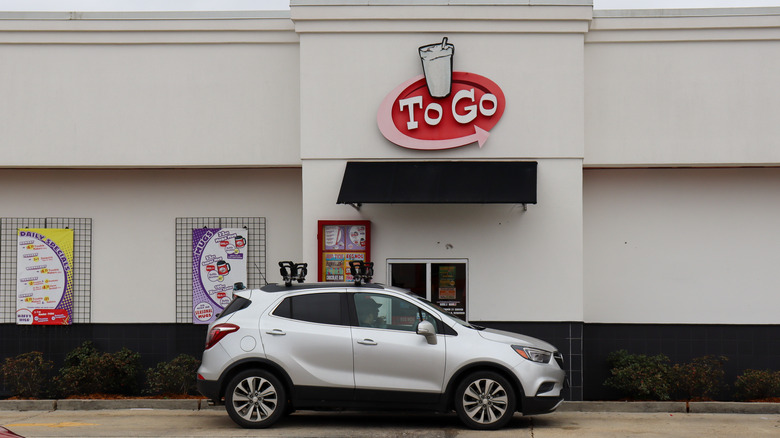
[2,322,777,402]
[583,323,780,401]
[478,322,583,401]
[0,323,207,372]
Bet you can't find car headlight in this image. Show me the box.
[512,345,552,363]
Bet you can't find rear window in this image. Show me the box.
[218,296,251,319]
[272,293,344,325]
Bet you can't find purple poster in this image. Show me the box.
[192,228,247,324]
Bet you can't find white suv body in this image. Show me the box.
[197,283,566,430]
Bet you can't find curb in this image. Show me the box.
[0,400,56,411]
[558,401,687,413]
[0,399,207,411]
[559,401,780,415]
[0,399,778,414]
[57,399,203,411]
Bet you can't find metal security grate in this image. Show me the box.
[175,217,266,323]
[0,218,92,323]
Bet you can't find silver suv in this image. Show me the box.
[196,264,566,430]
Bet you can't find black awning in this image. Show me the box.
[337,161,537,204]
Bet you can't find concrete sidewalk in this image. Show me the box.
[1,399,778,414]
[1,409,779,437]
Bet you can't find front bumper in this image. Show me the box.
[521,395,564,415]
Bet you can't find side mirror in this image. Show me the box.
[416,320,437,345]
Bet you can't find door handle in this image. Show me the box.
[266,329,286,336]
[357,339,377,346]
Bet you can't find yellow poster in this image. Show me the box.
[16,228,74,325]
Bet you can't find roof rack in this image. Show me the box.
[279,261,307,287]
[349,260,374,286]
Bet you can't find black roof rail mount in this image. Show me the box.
[279,261,308,287]
[349,260,374,286]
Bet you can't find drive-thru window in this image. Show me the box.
[388,259,467,319]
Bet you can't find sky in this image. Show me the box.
[0,1,779,12]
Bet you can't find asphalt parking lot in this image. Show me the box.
[1,409,779,437]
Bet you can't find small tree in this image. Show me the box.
[0,352,53,399]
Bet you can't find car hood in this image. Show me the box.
[478,328,558,352]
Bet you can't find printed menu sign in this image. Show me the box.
[192,228,248,324]
[318,221,370,282]
[434,263,466,318]
[16,228,74,325]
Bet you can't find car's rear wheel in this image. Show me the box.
[225,369,286,429]
[454,371,516,430]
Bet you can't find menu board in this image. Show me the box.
[433,263,467,318]
[318,221,370,282]
[16,228,74,325]
[192,228,248,324]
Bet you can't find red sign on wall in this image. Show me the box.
[377,38,505,150]
[317,221,371,282]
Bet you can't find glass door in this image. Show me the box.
[387,259,467,319]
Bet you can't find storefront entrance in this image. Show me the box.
[387,259,467,319]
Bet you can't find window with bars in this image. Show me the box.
[0,218,92,324]
[175,217,266,323]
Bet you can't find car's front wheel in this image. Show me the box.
[454,371,517,430]
[225,369,286,429]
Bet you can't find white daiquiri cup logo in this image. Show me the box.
[419,37,455,98]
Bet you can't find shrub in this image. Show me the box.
[734,369,780,401]
[0,351,54,399]
[604,350,672,400]
[56,341,102,396]
[670,355,728,401]
[57,342,142,397]
[145,354,201,395]
[98,348,142,395]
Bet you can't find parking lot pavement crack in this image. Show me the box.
[529,417,535,438]
[10,410,53,423]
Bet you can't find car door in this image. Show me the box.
[259,290,354,400]
[350,292,446,400]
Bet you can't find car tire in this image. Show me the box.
[454,371,516,430]
[225,369,286,429]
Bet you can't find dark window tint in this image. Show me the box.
[390,263,427,299]
[219,296,251,319]
[274,293,343,325]
[272,297,292,318]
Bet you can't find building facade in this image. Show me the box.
[1,1,778,401]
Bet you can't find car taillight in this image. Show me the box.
[205,323,240,349]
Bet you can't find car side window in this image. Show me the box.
[354,293,437,333]
[272,293,344,325]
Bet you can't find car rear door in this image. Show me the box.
[259,289,354,400]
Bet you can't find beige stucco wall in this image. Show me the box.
[302,159,583,322]
[0,168,302,323]
[1,4,779,325]
[583,167,780,324]
[0,14,301,167]
[585,9,780,166]
[294,2,590,322]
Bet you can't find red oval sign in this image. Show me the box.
[378,72,505,150]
